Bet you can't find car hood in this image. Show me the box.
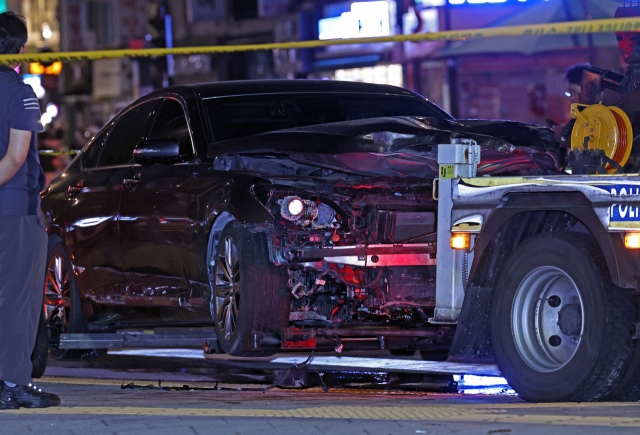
[209,116,563,179]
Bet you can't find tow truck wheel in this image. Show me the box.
[44,242,86,360]
[604,341,640,401]
[491,232,634,402]
[209,222,290,357]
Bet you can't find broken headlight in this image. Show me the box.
[279,196,337,228]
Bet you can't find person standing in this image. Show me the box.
[0,11,60,409]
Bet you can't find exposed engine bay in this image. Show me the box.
[262,180,442,351]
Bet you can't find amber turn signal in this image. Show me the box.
[625,232,640,249]
[450,233,470,250]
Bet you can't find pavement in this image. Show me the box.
[2,350,639,435]
[3,377,640,435]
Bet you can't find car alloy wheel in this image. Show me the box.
[214,235,241,341]
[43,250,72,333]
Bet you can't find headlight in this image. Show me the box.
[281,196,318,222]
[286,197,305,217]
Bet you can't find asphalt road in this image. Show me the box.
[2,350,639,434]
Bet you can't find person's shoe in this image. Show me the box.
[0,383,60,409]
[0,383,19,410]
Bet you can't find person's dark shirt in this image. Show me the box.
[0,65,45,216]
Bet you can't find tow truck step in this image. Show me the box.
[59,328,217,349]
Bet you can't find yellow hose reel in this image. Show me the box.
[570,103,634,173]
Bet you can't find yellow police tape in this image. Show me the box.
[1,17,639,65]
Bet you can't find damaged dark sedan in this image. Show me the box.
[41,80,562,359]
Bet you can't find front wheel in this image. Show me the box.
[208,221,290,357]
[43,242,86,360]
[491,232,634,402]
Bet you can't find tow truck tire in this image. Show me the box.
[210,222,290,357]
[44,242,86,360]
[604,341,640,401]
[490,232,634,402]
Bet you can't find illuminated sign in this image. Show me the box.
[415,0,445,5]
[448,0,548,4]
[319,1,392,40]
[30,62,62,76]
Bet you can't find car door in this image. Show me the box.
[119,97,197,316]
[64,101,159,308]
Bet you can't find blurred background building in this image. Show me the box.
[0,0,627,156]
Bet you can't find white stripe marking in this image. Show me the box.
[23,98,38,102]
[25,107,40,110]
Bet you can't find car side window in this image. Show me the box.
[83,123,114,169]
[94,100,161,168]
[148,99,193,158]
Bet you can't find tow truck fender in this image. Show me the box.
[468,191,636,289]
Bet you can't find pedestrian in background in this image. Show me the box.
[564,63,591,104]
[0,11,60,409]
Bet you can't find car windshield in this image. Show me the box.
[202,93,452,142]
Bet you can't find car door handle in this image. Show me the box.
[67,182,83,195]
[122,175,140,187]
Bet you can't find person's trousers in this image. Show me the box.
[0,215,47,385]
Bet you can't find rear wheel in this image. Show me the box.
[491,232,634,402]
[208,221,290,357]
[44,242,86,360]
[30,312,48,378]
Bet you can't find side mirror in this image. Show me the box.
[133,138,187,165]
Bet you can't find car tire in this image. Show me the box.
[490,232,634,402]
[210,221,290,357]
[44,242,86,360]
[30,312,48,378]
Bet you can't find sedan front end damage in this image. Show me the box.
[209,116,562,353]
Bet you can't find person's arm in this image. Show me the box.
[0,128,32,187]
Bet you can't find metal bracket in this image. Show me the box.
[430,140,481,325]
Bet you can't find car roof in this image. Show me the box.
[147,79,422,100]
